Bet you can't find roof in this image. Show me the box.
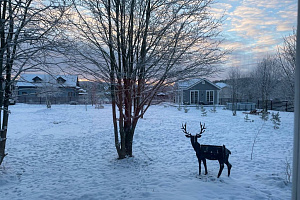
[215,82,228,89]
[177,78,221,90]
[16,74,78,88]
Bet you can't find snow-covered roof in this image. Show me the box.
[215,82,228,89]
[177,78,221,90]
[16,74,78,88]
[157,92,166,96]
[177,79,201,89]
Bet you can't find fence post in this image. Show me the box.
[270,100,272,110]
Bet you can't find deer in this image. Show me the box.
[182,122,232,178]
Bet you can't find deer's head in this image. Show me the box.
[182,122,206,142]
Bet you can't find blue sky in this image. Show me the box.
[210,0,297,78]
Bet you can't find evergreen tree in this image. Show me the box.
[271,112,281,129]
[201,105,207,116]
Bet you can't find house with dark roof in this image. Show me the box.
[174,78,221,105]
[16,74,81,104]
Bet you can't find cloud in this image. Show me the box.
[225,1,296,49]
[227,6,267,37]
[276,23,294,32]
[211,3,233,19]
[212,0,297,74]
[212,2,233,11]
[220,40,245,52]
[256,35,279,47]
[247,0,282,8]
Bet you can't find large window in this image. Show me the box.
[206,90,214,103]
[190,90,199,104]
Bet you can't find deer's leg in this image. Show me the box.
[202,159,208,175]
[198,158,201,175]
[225,161,232,177]
[217,162,224,178]
[225,153,232,177]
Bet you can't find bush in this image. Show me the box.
[184,106,189,113]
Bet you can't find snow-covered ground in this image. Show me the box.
[0,104,293,199]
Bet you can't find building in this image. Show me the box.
[215,82,232,105]
[174,78,221,105]
[78,81,111,105]
[16,74,81,104]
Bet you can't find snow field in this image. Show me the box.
[0,104,293,199]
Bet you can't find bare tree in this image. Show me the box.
[61,0,228,159]
[227,67,241,115]
[251,56,281,111]
[36,79,63,108]
[277,31,296,101]
[0,1,68,165]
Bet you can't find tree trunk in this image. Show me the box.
[125,129,134,157]
[0,129,7,165]
[0,67,11,165]
[0,89,9,164]
[113,112,137,159]
[114,128,134,159]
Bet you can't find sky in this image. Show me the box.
[210,0,297,79]
[21,0,298,81]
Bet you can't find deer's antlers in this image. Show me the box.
[182,122,206,138]
[182,123,191,137]
[197,122,206,137]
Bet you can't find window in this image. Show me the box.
[57,77,66,84]
[206,90,214,103]
[32,76,42,83]
[190,90,199,104]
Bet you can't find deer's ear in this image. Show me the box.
[196,135,202,138]
[185,135,191,138]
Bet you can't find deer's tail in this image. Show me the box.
[227,149,231,154]
[223,145,231,155]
